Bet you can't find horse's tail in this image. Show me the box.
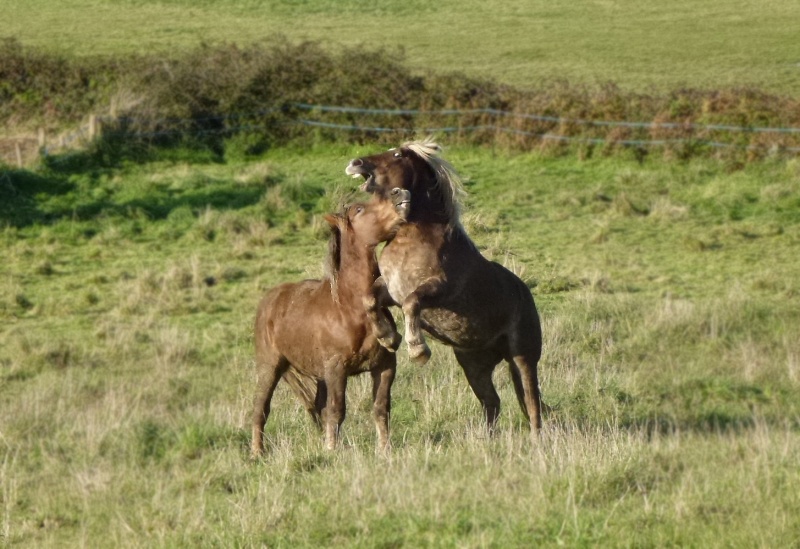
[282,366,323,429]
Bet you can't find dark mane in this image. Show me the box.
[323,220,342,302]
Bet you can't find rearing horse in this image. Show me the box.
[346,139,543,432]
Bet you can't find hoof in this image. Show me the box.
[408,343,431,365]
[375,442,392,456]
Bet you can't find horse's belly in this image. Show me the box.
[420,307,498,349]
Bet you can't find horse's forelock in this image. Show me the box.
[402,138,465,227]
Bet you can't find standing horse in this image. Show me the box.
[346,140,543,432]
[251,189,411,456]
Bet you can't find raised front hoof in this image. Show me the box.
[408,343,432,365]
[378,332,402,352]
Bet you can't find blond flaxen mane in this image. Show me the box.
[403,138,466,227]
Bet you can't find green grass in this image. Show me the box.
[5,0,800,94]
[2,144,799,546]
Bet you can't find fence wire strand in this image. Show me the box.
[40,102,800,159]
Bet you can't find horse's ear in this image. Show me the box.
[323,213,339,229]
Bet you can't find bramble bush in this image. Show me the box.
[2,37,799,162]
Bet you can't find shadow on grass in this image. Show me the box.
[539,409,799,444]
[0,166,76,227]
[0,143,272,228]
[618,412,763,438]
[544,377,799,439]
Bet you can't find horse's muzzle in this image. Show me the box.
[345,160,376,192]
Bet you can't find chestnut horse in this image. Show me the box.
[346,139,543,433]
[251,189,410,456]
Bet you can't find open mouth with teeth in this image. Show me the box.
[345,162,375,192]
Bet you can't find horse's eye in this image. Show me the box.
[393,151,402,158]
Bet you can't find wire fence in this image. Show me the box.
[30,102,800,164]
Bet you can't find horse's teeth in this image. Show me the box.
[351,174,362,179]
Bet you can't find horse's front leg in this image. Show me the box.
[371,353,396,453]
[402,276,446,365]
[363,276,401,352]
[323,368,348,451]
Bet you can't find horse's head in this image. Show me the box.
[345,139,464,227]
[324,188,411,249]
[345,145,435,197]
[322,189,410,291]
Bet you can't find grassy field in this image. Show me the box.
[5,0,800,94]
[3,1,800,545]
[2,143,799,546]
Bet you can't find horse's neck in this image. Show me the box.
[409,204,449,226]
[406,177,457,225]
[397,220,470,245]
[394,221,446,242]
[387,223,478,265]
[447,224,477,250]
[334,241,379,304]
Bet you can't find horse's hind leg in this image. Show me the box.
[282,368,324,428]
[508,364,530,422]
[322,369,348,450]
[454,349,502,433]
[371,353,396,452]
[508,354,543,432]
[251,354,289,458]
[313,379,327,429]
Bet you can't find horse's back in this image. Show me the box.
[256,279,321,325]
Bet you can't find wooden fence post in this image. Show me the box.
[15,142,24,168]
[88,114,100,140]
[38,128,46,148]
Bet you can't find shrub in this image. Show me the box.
[2,38,799,162]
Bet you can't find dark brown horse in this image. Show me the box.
[251,189,411,456]
[346,139,543,433]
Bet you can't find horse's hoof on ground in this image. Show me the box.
[375,443,392,456]
[409,344,431,365]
